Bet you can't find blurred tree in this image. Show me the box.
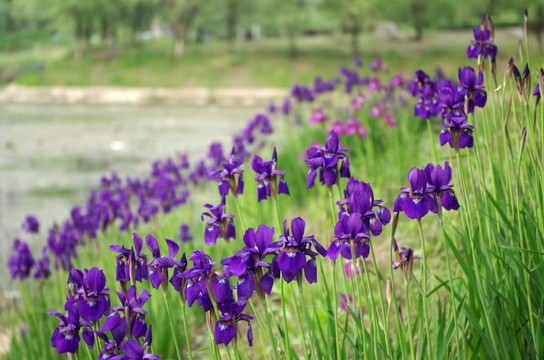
[322,0,373,56]
[272,0,309,57]
[161,0,200,58]
[120,0,158,45]
[96,0,120,44]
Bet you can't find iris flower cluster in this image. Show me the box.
[394,162,459,220]
[327,178,391,260]
[306,131,351,188]
[49,266,160,359]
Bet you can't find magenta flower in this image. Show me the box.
[308,108,329,124]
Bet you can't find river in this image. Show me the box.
[0,102,260,290]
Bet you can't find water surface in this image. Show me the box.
[0,102,258,289]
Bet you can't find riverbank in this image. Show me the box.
[0,84,287,106]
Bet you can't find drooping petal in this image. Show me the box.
[204,226,221,246]
[307,169,317,189]
[402,197,430,220]
[210,277,234,304]
[149,268,163,289]
[259,272,274,295]
[215,322,237,346]
[327,241,342,260]
[278,251,305,276]
[376,206,391,225]
[441,190,460,211]
[237,273,255,301]
[304,259,317,284]
[278,177,290,196]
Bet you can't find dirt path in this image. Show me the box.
[0,84,287,106]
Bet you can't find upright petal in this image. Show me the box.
[166,239,179,259]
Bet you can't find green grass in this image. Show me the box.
[8,28,542,88]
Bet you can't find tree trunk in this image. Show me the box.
[226,0,238,53]
[74,17,84,61]
[288,28,298,57]
[174,23,185,58]
[351,27,360,57]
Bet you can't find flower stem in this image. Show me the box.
[369,241,392,357]
[280,279,292,358]
[180,299,193,360]
[292,283,310,358]
[417,220,432,359]
[332,260,341,359]
[233,195,247,231]
[161,291,182,360]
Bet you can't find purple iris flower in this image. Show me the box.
[424,162,460,213]
[439,110,474,151]
[392,239,420,281]
[410,69,441,119]
[306,131,350,188]
[222,225,281,299]
[277,217,326,284]
[291,84,315,102]
[328,212,370,260]
[207,142,225,170]
[214,301,253,347]
[251,148,290,202]
[34,247,51,280]
[177,223,193,243]
[99,313,127,350]
[208,148,245,197]
[109,285,151,339]
[49,304,94,354]
[201,199,236,246]
[354,56,362,67]
[180,250,215,311]
[76,267,111,322]
[281,98,292,115]
[109,232,149,284]
[458,66,487,109]
[393,167,438,220]
[328,178,391,260]
[8,239,35,280]
[168,253,188,296]
[467,27,497,60]
[22,215,39,233]
[146,234,182,290]
[109,339,161,360]
[370,57,387,72]
[267,101,276,114]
